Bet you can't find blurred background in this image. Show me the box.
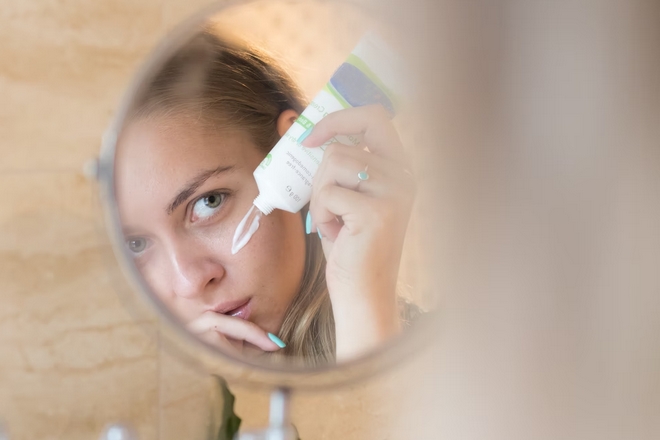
[0,0,658,439]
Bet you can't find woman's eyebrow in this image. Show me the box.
[167,165,235,214]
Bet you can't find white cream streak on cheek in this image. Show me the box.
[231,204,263,255]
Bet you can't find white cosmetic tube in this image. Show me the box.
[252,32,402,215]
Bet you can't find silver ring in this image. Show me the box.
[357,165,370,190]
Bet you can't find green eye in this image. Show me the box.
[127,238,147,254]
[192,192,227,220]
[204,194,222,208]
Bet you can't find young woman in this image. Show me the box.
[115,29,415,365]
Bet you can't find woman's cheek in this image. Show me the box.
[241,212,305,290]
[198,219,235,252]
[258,213,304,263]
[234,218,283,270]
[138,253,168,298]
[138,255,190,320]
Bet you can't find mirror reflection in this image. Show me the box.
[113,4,425,368]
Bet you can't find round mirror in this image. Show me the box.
[98,0,436,389]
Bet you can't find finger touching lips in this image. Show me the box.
[187,311,284,351]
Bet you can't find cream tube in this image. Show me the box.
[252,32,402,215]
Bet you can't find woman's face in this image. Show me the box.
[115,114,306,338]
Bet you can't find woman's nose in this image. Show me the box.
[168,240,225,299]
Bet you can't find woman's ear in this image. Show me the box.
[276,109,299,137]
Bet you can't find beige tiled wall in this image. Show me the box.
[13,1,660,440]
[0,1,416,439]
[0,0,165,437]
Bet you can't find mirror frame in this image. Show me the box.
[98,0,436,390]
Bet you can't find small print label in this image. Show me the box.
[295,114,314,130]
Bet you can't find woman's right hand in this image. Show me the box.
[302,105,414,360]
[187,311,284,356]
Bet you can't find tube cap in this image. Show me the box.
[253,194,274,215]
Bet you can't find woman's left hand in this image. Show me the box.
[302,104,416,361]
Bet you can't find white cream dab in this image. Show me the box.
[231,204,263,255]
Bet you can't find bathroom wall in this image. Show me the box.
[6,1,657,439]
[0,1,422,439]
[1,1,161,438]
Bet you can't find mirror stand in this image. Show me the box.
[237,387,297,440]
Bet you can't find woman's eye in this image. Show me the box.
[191,192,226,221]
[127,237,148,254]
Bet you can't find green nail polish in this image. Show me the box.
[298,126,313,144]
[305,211,312,234]
[268,333,287,348]
[317,229,322,239]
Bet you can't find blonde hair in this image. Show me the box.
[131,29,335,365]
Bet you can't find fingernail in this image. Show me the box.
[305,211,312,234]
[298,126,313,145]
[268,333,287,348]
[317,228,322,239]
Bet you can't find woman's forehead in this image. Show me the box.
[114,116,263,211]
[118,116,259,165]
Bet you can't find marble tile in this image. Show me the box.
[0,1,427,438]
[158,346,216,440]
[153,328,405,440]
[0,0,164,171]
[0,173,160,440]
[228,370,405,440]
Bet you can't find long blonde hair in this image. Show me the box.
[131,29,335,365]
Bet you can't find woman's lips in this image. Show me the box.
[211,298,252,320]
[227,299,251,320]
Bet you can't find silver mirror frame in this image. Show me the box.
[98,0,436,390]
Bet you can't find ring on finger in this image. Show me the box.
[356,164,370,190]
